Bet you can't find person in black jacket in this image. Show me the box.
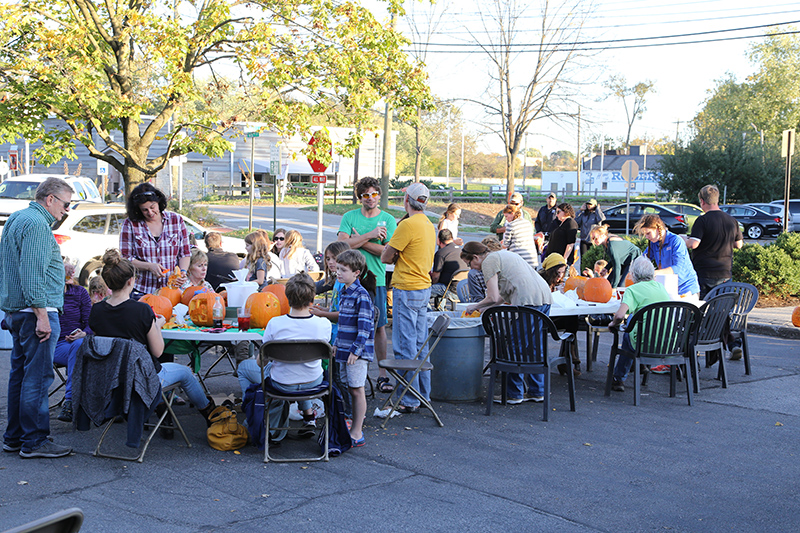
[535,192,559,235]
[204,232,241,290]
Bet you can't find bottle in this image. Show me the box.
[212,295,224,328]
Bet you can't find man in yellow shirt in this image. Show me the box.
[381,182,436,413]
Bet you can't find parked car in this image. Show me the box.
[51,203,246,286]
[658,202,704,230]
[601,202,689,235]
[769,200,800,231]
[719,205,782,239]
[745,203,784,224]
[0,174,102,226]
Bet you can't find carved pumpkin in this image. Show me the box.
[792,307,800,328]
[625,273,635,287]
[564,275,588,296]
[182,285,211,306]
[158,287,182,307]
[583,277,613,303]
[245,292,282,329]
[188,292,221,327]
[261,284,289,315]
[140,294,173,321]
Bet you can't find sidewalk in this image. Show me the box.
[748,306,800,339]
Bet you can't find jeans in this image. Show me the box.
[506,304,550,399]
[53,337,84,401]
[613,332,636,382]
[697,277,730,300]
[158,363,209,408]
[4,311,60,452]
[391,287,432,408]
[236,359,322,411]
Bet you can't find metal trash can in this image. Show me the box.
[426,311,486,402]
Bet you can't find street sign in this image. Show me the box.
[311,174,327,184]
[270,161,278,175]
[306,132,330,173]
[782,129,795,158]
[245,131,260,138]
[97,160,108,176]
[621,160,639,183]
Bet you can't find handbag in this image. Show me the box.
[206,405,249,451]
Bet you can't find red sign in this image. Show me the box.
[306,133,330,173]
[311,175,327,184]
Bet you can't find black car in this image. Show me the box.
[601,202,689,235]
[719,205,782,239]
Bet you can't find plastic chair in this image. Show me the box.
[4,507,83,533]
[482,306,576,421]
[690,293,738,392]
[706,282,759,375]
[581,316,611,372]
[604,302,702,406]
[433,269,469,311]
[456,278,471,303]
[378,314,451,428]
[259,340,333,463]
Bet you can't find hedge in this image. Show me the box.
[732,243,800,299]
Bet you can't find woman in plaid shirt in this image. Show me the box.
[119,184,191,296]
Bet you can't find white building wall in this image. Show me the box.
[543,170,662,196]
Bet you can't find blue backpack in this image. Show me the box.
[318,383,351,457]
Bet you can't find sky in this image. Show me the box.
[368,0,800,157]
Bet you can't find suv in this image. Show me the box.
[0,174,102,225]
[770,200,800,231]
[52,203,246,286]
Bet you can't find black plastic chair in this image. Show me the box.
[4,507,83,533]
[581,316,611,372]
[706,282,759,375]
[604,302,702,406]
[691,293,738,392]
[482,306,575,421]
[259,340,333,463]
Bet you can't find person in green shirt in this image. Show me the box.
[489,192,532,235]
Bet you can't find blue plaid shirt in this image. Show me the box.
[334,279,375,362]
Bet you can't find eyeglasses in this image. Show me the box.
[51,194,71,210]
[360,191,380,199]
[132,191,159,204]
[509,201,520,206]
[274,236,285,241]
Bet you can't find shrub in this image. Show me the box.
[579,245,607,274]
[772,232,800,262]
[622,234,648,252]
[732,243,800,298]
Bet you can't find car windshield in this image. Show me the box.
[0,181,39,200]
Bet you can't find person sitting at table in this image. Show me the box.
[537,253,582,376]
[607,255,672,393]
[204,232,241,291]
[279,230,321,277]
[89,249,216,437]
[236,273,332,438]
[88,276,111,304]
[467,236,501,302]
[244,231,281,289]
[180,248,215,294]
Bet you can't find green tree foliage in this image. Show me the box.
[579,244,607,274]
[604,76,655,148]
[0,0,431,194]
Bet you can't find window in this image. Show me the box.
[73,215,109,234]
[601,182,608,190]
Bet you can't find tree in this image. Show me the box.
[466,0,593,199]
[604,75,654,149]
[0,0,431,194]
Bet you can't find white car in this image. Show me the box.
[52,203,246,286]
[0,174,103,225]
[769,200,800,232]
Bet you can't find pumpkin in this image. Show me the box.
[188,292,222,327]
[583,277,613,303]
[261,284,289,315]
[182,285,211,306]
[625,273,635,287]
[792,306,800,327]
[140,294,173,321]
[564,275,588,295]
[245,292,282,329]
[158,287,182,307]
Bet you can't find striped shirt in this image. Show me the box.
[503,217,539,269]
[120,210,191,294]
[0,201,65,312]
[334,279,375,362]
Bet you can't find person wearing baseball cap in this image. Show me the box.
[535,192,559,235]
[489,192,532,235]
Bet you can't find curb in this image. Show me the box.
[749,322,800,340]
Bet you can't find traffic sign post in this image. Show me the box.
[782,129,794,233]
[307,133,330,253]
[621,160,640,235]
[311,175,327,184]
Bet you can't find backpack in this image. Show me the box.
[318,383,351,457]
[242,383,289,450]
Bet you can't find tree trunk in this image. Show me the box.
[505,156,516,202]
[123,165,149,197]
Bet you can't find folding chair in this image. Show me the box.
[690,293,738,392]
[378,314,451,428]
[706,282,759,375]
[432,269,469,311]
[482,306,576,421]
[4,507,84,533]
[259,340,333,463]
[48,362,68,409]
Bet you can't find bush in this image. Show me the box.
[622,234,648,252]
[732,243,800,298]
[772,232,800,262]
[580,245,607,274]
[167,201,220,227]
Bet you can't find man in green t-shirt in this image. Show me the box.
[338,177,397,392]
[489,192,533,235]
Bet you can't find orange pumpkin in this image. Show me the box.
[245,292,282,329]
[564,275,588,295]
[140,294,173,321]
[182,285,211,306]
[261,284,289,315]
[583,277,613,303]
[158,287,182,307]
[188,292,222,327]
[625,273,635,287]
[792,306,800,327]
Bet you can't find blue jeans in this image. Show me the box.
[391,287,432,408]
[613,332,636,382]
[53,337,84,401]
[505,304,550,399]
[4,311,60,452]
[158,363,209,408]
[236,359,322,411]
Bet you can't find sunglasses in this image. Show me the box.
[274,236,285,241]
[360,191,380,199]
[51,194,71,210]
[132,191,159,204]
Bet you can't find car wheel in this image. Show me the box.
[746,224,763,239]
[78,259,103,287]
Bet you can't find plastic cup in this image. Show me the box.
[237,308,251,331]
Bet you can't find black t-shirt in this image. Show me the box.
[547,218,579,262]
[206,248,241,290]
[89,298,161,372]
[689,210,742,278]
[432,242,467,287]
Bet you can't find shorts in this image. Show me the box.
[373,285,388,328]
[338,358,368,389]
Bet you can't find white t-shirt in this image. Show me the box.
[263,314,332,385]
[440,217,459,240]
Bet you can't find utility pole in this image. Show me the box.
[673,120,681,145]
[576,105,581,195]
[446,105,451,187]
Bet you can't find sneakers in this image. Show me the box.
[524,394,545,403]
[730,347,743,361]
[611,379,625,392]
[650,365,670,374]
[3,442,22,453]
[493,395,524,404]
[57,400,73,423]
[298,419,316,439]
[19,441,73,459]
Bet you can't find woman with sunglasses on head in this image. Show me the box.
[119,183,190,298]
[279,230,320,277]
